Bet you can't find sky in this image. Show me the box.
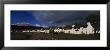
[11,10,100,27]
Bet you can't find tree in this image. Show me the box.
[49,29,54,34]
[64,25,72,29]
[85,14,100,34]
[74,22,81,29]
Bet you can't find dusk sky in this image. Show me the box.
[11,10,100,27]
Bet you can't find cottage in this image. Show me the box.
[44,30,50,33]
[85,22,94,34]
[54,28,63,33]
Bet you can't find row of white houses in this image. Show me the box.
[54,22,95,34]
[19,29,50,33]
[12,22,99,34]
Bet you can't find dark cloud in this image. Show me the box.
[31,10,100,26]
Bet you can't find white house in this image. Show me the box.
[54,28,63,33]
[83,22,94,34]
[36,29,49,33]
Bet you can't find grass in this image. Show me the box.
[11,32,100,40]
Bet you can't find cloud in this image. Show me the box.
[30,11,100,26]
[35,24,40,27]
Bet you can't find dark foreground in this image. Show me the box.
[11,32,100,40]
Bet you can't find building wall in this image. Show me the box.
[86,22,94,34]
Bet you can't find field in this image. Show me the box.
[11,32,100,40]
